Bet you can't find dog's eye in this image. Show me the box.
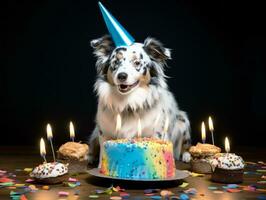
[134,60,141,66]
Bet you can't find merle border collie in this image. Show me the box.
[89,35,191,166]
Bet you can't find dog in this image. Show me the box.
[89,35,191,166]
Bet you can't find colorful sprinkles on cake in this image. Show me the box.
[100,138,176,179]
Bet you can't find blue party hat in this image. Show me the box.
[98,2,135,47]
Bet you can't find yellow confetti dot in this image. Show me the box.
[24,168,33,172]
[179,182,189,188]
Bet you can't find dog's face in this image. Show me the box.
[91,35,171,95]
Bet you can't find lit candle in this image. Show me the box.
[163,116,169,140]
[208,116,215,145]
[225,137,230,154]
[137,118,141,138]
[115,114,122,137]
[69,121,75,142]
[40,138,47,163]
[46,123,56,162]
[201,121,206,143]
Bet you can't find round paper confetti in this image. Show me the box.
[89,195,99,199]
[110,196,122,200]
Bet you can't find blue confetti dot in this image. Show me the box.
[179,193,189,200]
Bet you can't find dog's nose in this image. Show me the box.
[117,72,128,82]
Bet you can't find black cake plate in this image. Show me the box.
[88,168,189,182]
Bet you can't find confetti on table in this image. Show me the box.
[190,172,205,177]
[0,182,14,187]
[58,191,69,197]
[226,184,239,189]
[68,177,78,182]
[170,196,179,200]
[144,189,157,194]
[89,195,99,199]
[14,184,25,187]
[179,182,189,188]
[184,188,197,195]
[0,170,7,174]
[213,190,224,194]
[23,168,32,173]
[42,185,49,190]
[179,193,190,200]
[257,170,266,173]
[25,179,34,183]
[20,194,28,200]
[0,177,14,183]
[120,192,130,198]
[208,186,218,190]
[257,181,266,184]
[244,171,262,175]
[149,196,162,199]
[242,185,256,191]
[95,189,105,194]
[226,188,242,193]
[28,185,38,191]
[110,196,122,200]
[160,190,173,196]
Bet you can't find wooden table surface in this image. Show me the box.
[0,146,265,200]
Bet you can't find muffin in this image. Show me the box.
[30,162,68,184]
[189,143,221,174]
[210,153,245,183]
[57,142,89,174]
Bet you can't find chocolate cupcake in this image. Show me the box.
[57,142,89,174]
[210,153,245,183]
[189,143,221,174]
[30,162,68,184]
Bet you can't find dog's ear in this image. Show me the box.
[90,35,114,60]
[143,37,171,63]
[90,35,114,75]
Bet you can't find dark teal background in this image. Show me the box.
[2,0,266,147]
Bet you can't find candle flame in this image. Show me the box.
[137,118,141,138]
[46,124,53,139]
[225,137,230,153]
[163,116,169,133]
[115,114,122,133]
[201,121,206,143]
[208,116,214,131]
[69,121,75,139]
[40,138,46,156]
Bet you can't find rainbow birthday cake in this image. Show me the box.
[100,138,176,179]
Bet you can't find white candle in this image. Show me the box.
[115,114,122,137]
[208,116,215,145]
[46,123,56,162]
[163,116,169,141]
[69,121,75,142]
[40,138,47,163]
[201,121,206,144]
[137,118,141,138]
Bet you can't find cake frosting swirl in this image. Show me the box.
[30,162,68,179]
[100,138,176,179]
[209,153,245,170]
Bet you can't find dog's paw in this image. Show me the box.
[182,151,191,163]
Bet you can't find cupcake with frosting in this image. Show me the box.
[57,142,89,173]
[30,162,68,184]
[189,143,221,173]
[210,153,245,183]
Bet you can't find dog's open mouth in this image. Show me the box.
[118,81,139,93]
